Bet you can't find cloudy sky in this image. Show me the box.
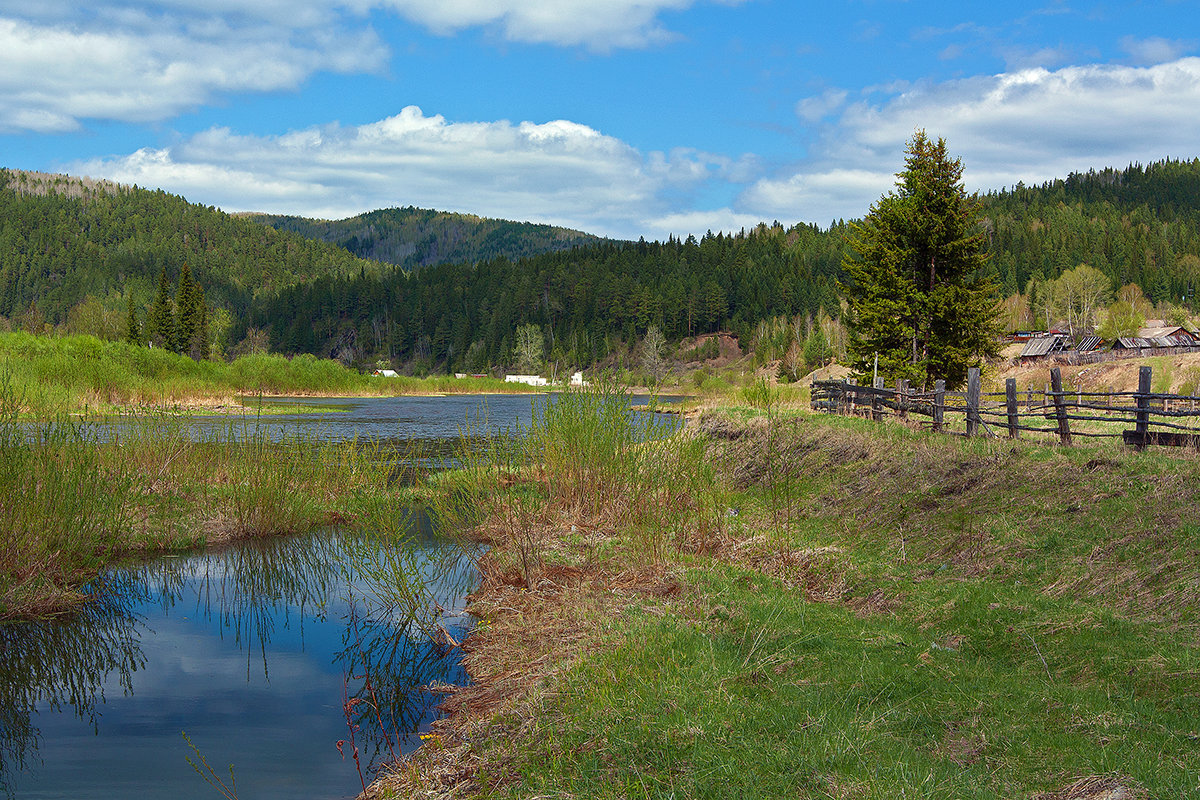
[3,0,1199,239]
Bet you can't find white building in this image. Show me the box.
[505,374,548,387]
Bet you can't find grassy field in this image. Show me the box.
[372,385,1200,800]
[0,331,542,416]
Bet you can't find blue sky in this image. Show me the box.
[3,0,1200,239]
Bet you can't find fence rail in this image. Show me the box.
[811,366,1200,450]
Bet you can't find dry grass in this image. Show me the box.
[365,518,687,799]
[1033,775,1148,800]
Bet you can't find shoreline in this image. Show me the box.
[363,408,1199,799]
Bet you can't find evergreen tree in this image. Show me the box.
[803,323,831,370]
[194,287,210,359]
[842,131,999,388]
[175,263,198,356]
[125,294,143,346]
[147,268,176,350]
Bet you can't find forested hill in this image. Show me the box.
[0,168,381,326]
[244,158,1200,370]
[7,158,1200,373]
[982,158,1200,303]
[247,207,602,270]
[244,223,848,369]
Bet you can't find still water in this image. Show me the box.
[1,522,476,799]
[2,393,680,799]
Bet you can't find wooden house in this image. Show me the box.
[1112,326,1198,352]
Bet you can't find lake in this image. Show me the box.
[0,522,477,800]
[1,393,681,799]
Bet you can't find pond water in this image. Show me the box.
[2,393,683,799]
[1,521,476,800]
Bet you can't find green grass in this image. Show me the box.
[401,394,1200,800]
[0,331,546,416]
[0,373,416,619]
[513,561,1198,799]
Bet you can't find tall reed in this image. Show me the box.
[0,375,413,619]
[0,374,138,616]
[428,381,722,582]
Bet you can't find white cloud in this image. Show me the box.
[1119,35,1195,66]
[795,89,848,123]
[374,0,678,49]
[747,57,1200,225]
[0,13,387,133]
[364,0,748,49]
[0,0,743,132]
[71,106,735,239]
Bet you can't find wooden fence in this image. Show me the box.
[812,366,1200,449]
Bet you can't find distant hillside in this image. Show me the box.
[8,158,1200,373]
[248,207,603,270]
[981,158,1200,301]
[245,158,1200,370]
[0,168,382,327]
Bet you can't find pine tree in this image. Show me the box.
[195,287,210,359]
[147,268,176,350]
[842,131,1000,388]
[125,294,143,346]
[175,263,198,356]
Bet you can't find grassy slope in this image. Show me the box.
[0,331,543,415]
[380,397,1200,800]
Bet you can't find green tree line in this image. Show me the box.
[242,225,847,371]
[8,159,1200,373]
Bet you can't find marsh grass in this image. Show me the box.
[0,375,139,617]
[0,332,544,416]
[427,381,723,585]
[0,374,412,619]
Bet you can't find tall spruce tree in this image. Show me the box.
[175,263,198,356]
[147,268,176,350]
[194,286,210,359]
[125,294,143,346]
[842,131,999,388]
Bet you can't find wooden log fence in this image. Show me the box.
[811,364,1200,450]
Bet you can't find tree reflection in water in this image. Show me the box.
[0,578,148,785]
[0,515,478,798]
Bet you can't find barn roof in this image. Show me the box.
[1019,335,1069,358]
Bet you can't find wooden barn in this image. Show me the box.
[1112,326,1198,352]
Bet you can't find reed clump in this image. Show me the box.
[0,375,410,619]
[0,331,544,416]
[429,380,723,587]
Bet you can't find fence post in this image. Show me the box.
[933,380,945,433]
[1135,365,1152,450]
[966,368,981,437]
[872,375,884,421]
[1050,367,1072,446]
[1005,378,1019,439]
[896,378,907,420]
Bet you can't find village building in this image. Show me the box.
[504,374,548,387]
[1112,326,1199,352]
[1018,333,1071,363]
